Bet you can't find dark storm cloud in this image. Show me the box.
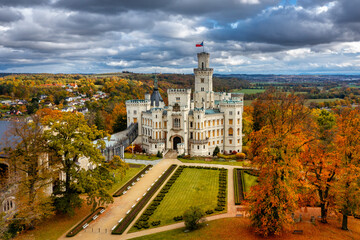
[0,0,48,7]
[54,0,278,22]
[0,8,23,23]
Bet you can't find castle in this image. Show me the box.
[126,52,244,156]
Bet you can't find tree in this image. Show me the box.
[248,91,311,236]
[183,206,205,230]
[302,109,338,223]
[41,110,113,215]
[7,116,54,229]
[334,108,360,230]
[213,146,220,156]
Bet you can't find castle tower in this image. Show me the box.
[150,75,164,108]
[194,52,214,109]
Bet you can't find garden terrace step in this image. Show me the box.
[113,165,153,197]
[66,207,105,237]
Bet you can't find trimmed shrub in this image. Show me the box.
[206,210,214,215]
[173,216,183,221]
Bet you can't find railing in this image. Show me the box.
[189,138,209,144]
[148,138,166,143]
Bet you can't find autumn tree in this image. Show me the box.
[248,91,311,236]
[334,107,360,230]
[41,110,115,215]
[302,109,338,223]
[7,116,54,229]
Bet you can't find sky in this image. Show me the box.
[0,0,360,74]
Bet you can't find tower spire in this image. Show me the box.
[154,74,158,90]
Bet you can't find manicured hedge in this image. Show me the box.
[215,168,228,211]
[113,165,153,197]
[111,164,177,235]
[134,166,227,230]
[66,207,105,237]
[234,169,245,205]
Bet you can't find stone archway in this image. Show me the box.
[173,136,182,150]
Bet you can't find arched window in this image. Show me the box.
[229,128,233,136]
[237,128,240,135]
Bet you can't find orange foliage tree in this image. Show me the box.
[248,91,312,236]
[302,109,338,223]
[333,107,360,230]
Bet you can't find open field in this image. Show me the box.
[133,217,360,240]
[178,158,250,166]
[131,168,223,231]
[108,164,145,194]
[231,89,266,94]
[124,152,162,160]
[244,98,341,107]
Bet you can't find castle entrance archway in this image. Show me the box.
[173,136,181,150]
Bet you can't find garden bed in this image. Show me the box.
[233,169,258,205]
[113,165,153,197]
[111,164,178,235]
[132,166,227,231]
[66,207,105,237]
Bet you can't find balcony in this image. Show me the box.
[190,138,209,144]
[149,138,166,144]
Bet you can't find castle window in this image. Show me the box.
[198,115,200,119]
[173,118,180,128]
[176,97,180,102]
[238,119,240,124]
[229,140,233,144]
[238,111,240,115]
[229,128,233,136]
[156,115,157,118]
[217,129,219,136]
[201,87,204,91]
[134,118,137,123]
[201,78,204,83]
[134,110,137,114]
[203,145,205,149]
[229,119,233,125]
[190,132,193,139]
[197,145,200,150]
[155,145,157,148]
[238,139,240,144]
[190,122,193,128]
[202,62,204,69]
[221,119,224,124]
[221,129,224,135]
[237,128,240,135]
[229,111,233,115]
[217,119,219,125]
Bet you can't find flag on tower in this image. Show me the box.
[196,41,204,47]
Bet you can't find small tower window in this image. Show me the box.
[201,78,204,83]
[202,62,204,69]
[201,87,204,91]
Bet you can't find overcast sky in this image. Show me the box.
[0,0,359,74]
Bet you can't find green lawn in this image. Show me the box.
[305,98,340,105]
[243,171,258,193]
[124,152,162,160]
[131,168,223,231]
[231,89,265,94]
[108,164,145,194]
[178,158,250,167]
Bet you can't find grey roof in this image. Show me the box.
[205,109,221,115]
[151,75,164,107]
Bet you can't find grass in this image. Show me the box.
[243,171,258,193]
[178,158,250,167]
[231,89,266,94]
[244,98,340,107]
[124,152,162,160]
[132,217,360,240]
[15,204,93,240]
[108,164,145,194]
[131,168,222,231]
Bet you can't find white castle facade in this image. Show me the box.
[126,52,244,156]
